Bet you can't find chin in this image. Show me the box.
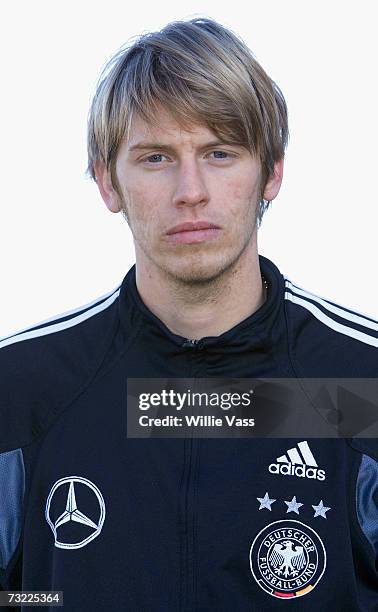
[161,252,238,285]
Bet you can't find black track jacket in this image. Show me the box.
[0,255,377,611]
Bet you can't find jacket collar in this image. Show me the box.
[118,255,285,353]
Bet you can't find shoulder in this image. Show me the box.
[283,277,378,376]
[0,284,121,452]
[347,438,378,562]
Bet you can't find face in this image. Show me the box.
[96,107,283,285]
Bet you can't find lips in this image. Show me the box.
[165,221,222,245]
[166,221,221,235]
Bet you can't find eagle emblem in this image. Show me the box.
[249,520,326,599]
[269,541,306,577]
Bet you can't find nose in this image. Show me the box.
[172,159,210,208]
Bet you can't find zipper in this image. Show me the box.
[180,340,204,610]
[181,338,205,350]
[180,436,193,611]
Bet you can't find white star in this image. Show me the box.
[257,492,276,511]
[312,499,331,518]
[285,495,303,514]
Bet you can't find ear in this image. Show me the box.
[94,160,121,213]
[262,158,284,202]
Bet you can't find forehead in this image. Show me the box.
[126,107,217,148]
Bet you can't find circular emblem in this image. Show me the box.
[249,520,326,599]
[45,476,106,549]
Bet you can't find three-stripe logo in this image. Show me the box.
[268,441,326,481]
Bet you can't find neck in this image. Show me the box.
[134,245,266,341]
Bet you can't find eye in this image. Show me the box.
[143,153,168,164]
[208,150,234,160]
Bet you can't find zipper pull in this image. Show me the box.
[182,338,203,349]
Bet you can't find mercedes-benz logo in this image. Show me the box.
[45,476,106,549]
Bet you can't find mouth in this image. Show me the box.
[165,221,222,244]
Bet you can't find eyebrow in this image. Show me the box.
[127,140,239,153]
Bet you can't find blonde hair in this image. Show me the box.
[86,17,289,223]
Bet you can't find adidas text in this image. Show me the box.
[268,463,326,481]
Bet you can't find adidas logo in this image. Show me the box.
[268,441,326,481]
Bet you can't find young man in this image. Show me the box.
[1,17,377,611]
